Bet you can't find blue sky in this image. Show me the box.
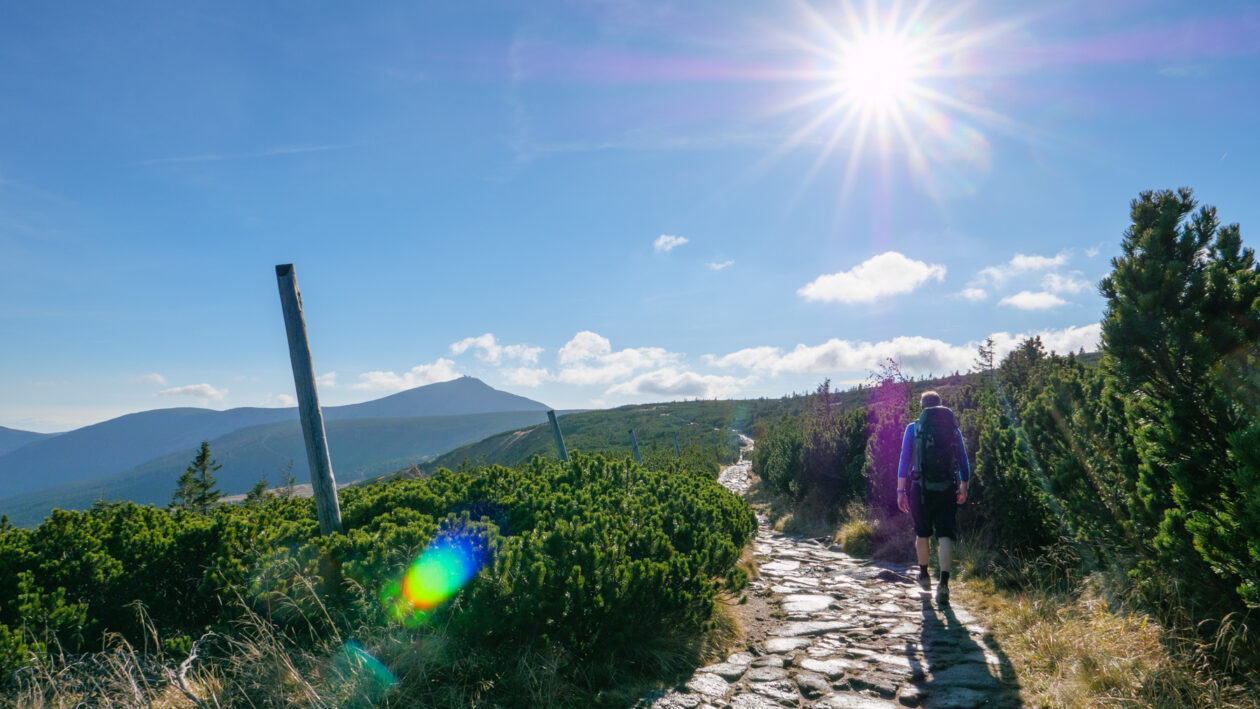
[2,0,1257,432]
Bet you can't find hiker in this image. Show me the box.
[896,390,969,604]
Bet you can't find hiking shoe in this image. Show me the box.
[935,583,950,605]
[917,570,931,592]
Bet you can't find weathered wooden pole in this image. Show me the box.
[629,429,642,463]
[275,264,343,536]
[673,432,681,459]
[548,410,569,462]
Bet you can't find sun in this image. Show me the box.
[837,32,922,112]
[766,1,1008,201]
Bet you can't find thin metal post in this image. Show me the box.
[629,429,642,463]
[673,432,681,458]
[275,264,343,536]
[548,410,569,462]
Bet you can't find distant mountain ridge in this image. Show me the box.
[0,426,55,457]
[0,377,549,511]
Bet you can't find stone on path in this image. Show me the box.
[633,460,1018,708]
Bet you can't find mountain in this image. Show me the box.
[0,426,56,457]
[0,377,548,500]
[0,409,551,527]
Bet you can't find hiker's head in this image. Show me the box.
[920,390,942,409]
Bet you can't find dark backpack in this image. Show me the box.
[913,406,959,492]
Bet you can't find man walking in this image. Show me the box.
[896,390,969,604]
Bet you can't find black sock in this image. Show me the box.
[940,571,950,585]
[919,565,929,577]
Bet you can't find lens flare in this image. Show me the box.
[383,530,488,625]
[329,641,397,706]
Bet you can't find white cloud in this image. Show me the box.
[1085,245,1102,258]
[707,260,734,271]
[450,333,542,365]
[606,368,746,399]
[558,331,613,364]
[1042,272,1091,294]
[554,331,680,385]
[157,383,227,400]
[353,358,460,391]
[798,251,946,304]
[975,251,1070,285]
[653,234,688,253]
[501,367,551,388]
[132,373,167,386]
[960,288,987,302]
[704,324,1102,377]
[999,291,1068,310]
[316,372,337,388]
[263,393,297,407]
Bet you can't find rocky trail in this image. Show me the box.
[638,454,1021,709]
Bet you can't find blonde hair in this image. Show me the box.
[920,390,942,408]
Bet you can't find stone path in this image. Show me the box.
[638,458,1020,709]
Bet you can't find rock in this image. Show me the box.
[727,652,755,665]
[745,665,788,682]
[684,673,730,698]
[751,655,786,668]
[728,693,785,709]
[697,662,746,681]
[797,657,862,679]
[751,678,801,705]
[776,620,852,637]
[647,691,703,708]
[764,637,813,653]
[760,560,802,574]
[791,670,830,699]
[817,693,900,708]
[847,671,902,698]
[782,594,836,613]
[896,684,924,707]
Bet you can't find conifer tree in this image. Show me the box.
[170,441,222,513]
[1100,188,1260,612]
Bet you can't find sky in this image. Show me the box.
[2,0,1257,432]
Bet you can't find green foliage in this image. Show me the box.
[0,454,754,704]
[170,441,222,513]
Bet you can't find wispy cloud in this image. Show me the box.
[316,372,337,389]
[798,251,945,304]
[353,359,460,392]
[450,333,542,365]
[653,234,688,253]
[606,368,746,399]
[131,144,351,167]
[1042,272,1091,294]
[975,251,1071,286]
[959,288,987,302]
[554,331,680,385]
[158,383,227,400]
[131,373,167,386]
[707,260,734,271]
[999,291,1068,310]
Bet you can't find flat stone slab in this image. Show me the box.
[697,662,746,681]
[776,620,852,637]
[744,665,788,682]
[817,693,900,708]
[751,678,800,704]
[684,673,730,698]
[782,594,836,613]
[760,560,802,573]
[728,693,785,709]
[797,657,863,679]
[764,637,813,653]
[921,686,991,709]
[927,663,1000,689]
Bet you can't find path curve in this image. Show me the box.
[638,457,1020,709]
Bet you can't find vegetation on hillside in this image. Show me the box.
[753,189,1260,704]
[0,454,755,707]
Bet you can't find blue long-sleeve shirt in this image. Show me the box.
[896,421,970,482]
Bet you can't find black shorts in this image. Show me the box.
[909,484,956,539]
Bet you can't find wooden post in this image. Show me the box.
[548,410,568,462]
[275,264,343,536]
[629,429,642,463]
[673,432,681,458]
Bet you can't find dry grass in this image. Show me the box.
[954,578,1260,708]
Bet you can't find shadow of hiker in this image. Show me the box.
[903,594,1022,708]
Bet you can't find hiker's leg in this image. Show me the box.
[938,536,953,573]
[916,536,929,566]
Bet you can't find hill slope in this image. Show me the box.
[0,426,54,457]
[2,409,551,526]
[0,376,547,499]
